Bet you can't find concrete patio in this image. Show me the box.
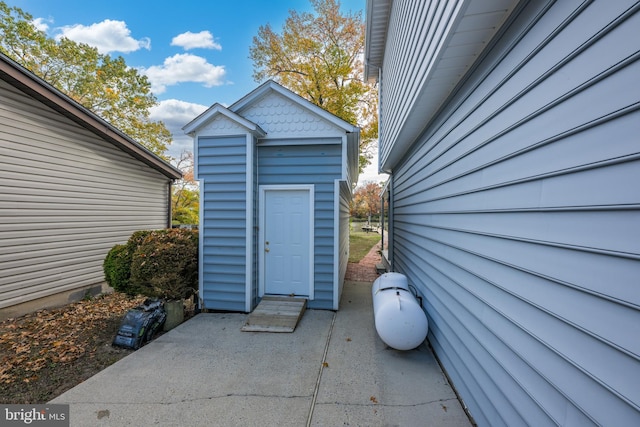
[52,280,472,426]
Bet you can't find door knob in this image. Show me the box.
[265,248,270,253]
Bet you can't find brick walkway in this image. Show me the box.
[345,241,382,282]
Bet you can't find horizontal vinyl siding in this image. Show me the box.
[390,1,640,426]
[0,80,170,309]
[378,0,462,167]
[198,136,247,311]
[258,142,342,309]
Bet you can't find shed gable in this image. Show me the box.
[236,91,346,139]
[198,114,253,136]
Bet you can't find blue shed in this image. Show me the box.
[184,81,359,312]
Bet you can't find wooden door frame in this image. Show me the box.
[258,184,315,300]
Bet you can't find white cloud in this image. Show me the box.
[32,17,52,32]
[150,99,208,130]
[149,99,209,159]
[357,146,388,188]
[142,53,225,94]
[56,19,151,54]
[171,31,221,50]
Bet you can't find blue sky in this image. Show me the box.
[6,0,385,184]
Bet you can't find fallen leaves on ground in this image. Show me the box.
[0,293,145,386]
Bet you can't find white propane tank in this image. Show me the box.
[372,272,428,350]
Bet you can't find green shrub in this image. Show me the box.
[103,244,134,294]
[126,230,154,253]
[129,228,198,301]
[103,229,198,299]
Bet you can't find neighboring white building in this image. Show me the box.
[0,53,181,319]
[366,0,640,425]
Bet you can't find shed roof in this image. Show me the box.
[184,80,360,136]
[182,103,266,137]
[0,53,181,180]
[231,80,360,134]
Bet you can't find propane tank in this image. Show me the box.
[372,272,428,350]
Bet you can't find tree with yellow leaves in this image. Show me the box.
[351,181,382,220]
[171,151,199,225]
[250,0,378,172]
[0,1,171,158]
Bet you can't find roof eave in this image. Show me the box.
[370,0,523,171]
[364,0,392,82]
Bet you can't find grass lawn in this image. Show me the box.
[349,221,381,263]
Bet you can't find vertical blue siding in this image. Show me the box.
[389,1,640,426]
[258,141,342,309]
[198,136,247,311]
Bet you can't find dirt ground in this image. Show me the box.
[0,293,151,404]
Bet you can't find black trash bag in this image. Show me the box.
[112,298,166,350]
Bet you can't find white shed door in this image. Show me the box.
[263,189,311,297]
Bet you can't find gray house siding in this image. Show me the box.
[198,136,248,311]
[386,1,640,426]
[258,141,342,310]
[0,78,173,311]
